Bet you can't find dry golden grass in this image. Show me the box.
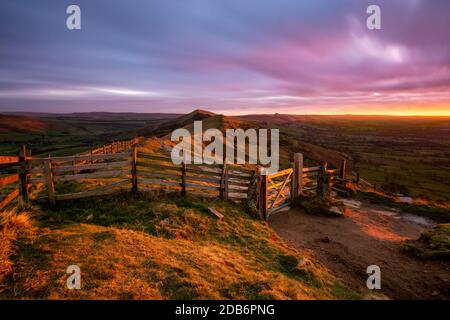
[2,223,332,299]
[0,193,357,300]
[0,210,34,289]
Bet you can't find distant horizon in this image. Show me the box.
[2,109,450,118]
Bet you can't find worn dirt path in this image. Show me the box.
[269,200,450,299]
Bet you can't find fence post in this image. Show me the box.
[260,172,268,220]
[131,144,138,192]
[224,165,229,201]
[316,161,330,199]
[340,159,347,181]
[18,145,29,207]
[26,149,32,198]
[181,160,187,196]
[44,157,55,204]
[220,163,229,200]
[292,153,304,200]
[356,169,360,187]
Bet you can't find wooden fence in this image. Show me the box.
[2,142,351,221]
[136,151,253,200]
[0,139,136,209]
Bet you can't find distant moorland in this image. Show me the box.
[1,111,450,201]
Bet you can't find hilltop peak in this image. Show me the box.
[188,109,217,117]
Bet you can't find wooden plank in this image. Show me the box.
[271,193,289,207]
[183,166,222,177]
[18,145,29,206]
[293,153,303,198]
[303,166,321,173]
[228,170,252,177]
[268,168,293,179]
[52,160,131,173]
[271,172,292,208]
[30,152,129,164]
[226,165,255,174]
[0,174,19,187]
[189,160,223,168]
[0,189,19,210]
[139,172,181,180]
[138,178,181,187]
[207,207,224,220]
[137,162,182,172]
[227,173,251,181]
[340,159,347,180]
[44,159,55,204]
[228,186,248,192]
[229,192,247,199]
[223,164,229,200]
[261,172,268,220]
[137,153,172,162]
[131,145,137,192]
[185,175,221,184]
[0,156,19,165]
[181,161,187,196]
[268,179,291,190]
[54,169,130,182]
[227,180,250,187]
[55,179,131,201]
[187,164,222,173]
[186,183,220,191]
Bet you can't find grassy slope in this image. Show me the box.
[402,224,450,260]
[0,192,358,300]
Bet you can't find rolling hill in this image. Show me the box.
[0,114,48,133]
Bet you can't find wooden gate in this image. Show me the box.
[259,168,293,219]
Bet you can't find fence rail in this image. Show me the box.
[136,151,252,200]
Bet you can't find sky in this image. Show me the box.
[0,0,449,115]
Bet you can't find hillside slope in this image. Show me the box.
[0,192,357,299]
[0,114,48,133]
[140,110,349,170]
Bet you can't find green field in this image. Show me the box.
[0,116,167,157]
[282,116,450,201]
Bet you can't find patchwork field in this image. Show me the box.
[241,115,450,201]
